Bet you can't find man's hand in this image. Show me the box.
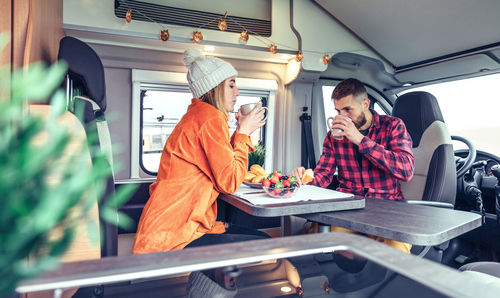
[290,166,306,185]
[332,115,364,145]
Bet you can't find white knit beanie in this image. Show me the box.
[183,49,238,98]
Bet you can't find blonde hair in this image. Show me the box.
[199,80,229,119]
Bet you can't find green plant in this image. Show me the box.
[248,142,266,168]
[0,35,134,296]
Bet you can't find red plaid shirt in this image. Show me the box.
[312,110,414,200]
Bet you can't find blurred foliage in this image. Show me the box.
[248,142,266,168]
[0,34,135,296]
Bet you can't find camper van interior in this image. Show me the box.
[3,0,500,297]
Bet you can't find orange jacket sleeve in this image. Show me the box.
[199,117,254,194]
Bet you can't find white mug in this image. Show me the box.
[327,116,351,140]
[240,103,268,121]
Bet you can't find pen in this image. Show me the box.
[242,191,266,195]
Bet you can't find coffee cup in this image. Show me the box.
[240,103,268,121]
[327,116,351,140]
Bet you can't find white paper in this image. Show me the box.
[231,184,354,205]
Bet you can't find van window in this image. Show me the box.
[398,73,500,157]
[141,90,192,173]
[322,85,386,130]
[140,88,267,174]
[322,86,337,127]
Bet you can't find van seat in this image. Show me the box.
[117,233,136,256]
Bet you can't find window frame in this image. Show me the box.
[139,86,193,176]
[131,69,277,178]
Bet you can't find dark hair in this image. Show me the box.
[332,78,367,102]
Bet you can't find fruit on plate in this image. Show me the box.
[301,168,314,184]
[244,171,256,182]
[250,164,268,177]
[243,164,268,183]
[251,175,265,183]
[261,170,300,198]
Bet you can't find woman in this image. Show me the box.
[133,49,268,254]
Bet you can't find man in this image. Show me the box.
[292,78,415,253]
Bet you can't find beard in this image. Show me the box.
[353,112,367,129]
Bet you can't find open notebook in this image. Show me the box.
[232,184,354,205]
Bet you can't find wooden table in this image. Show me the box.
[299,198,482,246]
[218,191,365,217]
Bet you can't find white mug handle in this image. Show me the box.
[327,116,334,130]
[260,107,269,121]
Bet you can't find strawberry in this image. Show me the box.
[262,179,271,187]
[283,179,291,187]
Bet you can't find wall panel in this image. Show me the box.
[12,0,64,68]
[0,0,12,67]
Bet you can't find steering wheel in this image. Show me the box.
[451,135,477,179]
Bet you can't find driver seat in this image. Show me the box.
[392,91,456,205]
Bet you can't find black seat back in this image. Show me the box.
[58,36,106,112]
[393,91,456,205]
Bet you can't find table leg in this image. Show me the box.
[52,289,62,298]
[282,216,308,236]
[318,223,331,233]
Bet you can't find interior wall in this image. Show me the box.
[103,67,132,180]
[29,0,64,64]
[0,0,12,67]
[89,43,288,180]
[282,82,314,173]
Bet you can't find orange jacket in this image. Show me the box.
[133,99,254,253]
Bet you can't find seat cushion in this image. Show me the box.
[460,261,500,278]
[118,233,136,256]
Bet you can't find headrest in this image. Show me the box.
[392,91,444,147]
[58,36,106,112]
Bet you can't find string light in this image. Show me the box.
[125,9,132,23]
[160,29,170,41]
[295,52,304,62]
[239,30,249,42]
[218,12,228,31]
[191,31,203,43]
[218,19,228,31]
[120,2,365,63]
[268,43,278,54]
[322,54,331,65]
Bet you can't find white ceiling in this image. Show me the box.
[313,0,500,69]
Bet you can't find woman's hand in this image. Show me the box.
[235,103,266,136]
